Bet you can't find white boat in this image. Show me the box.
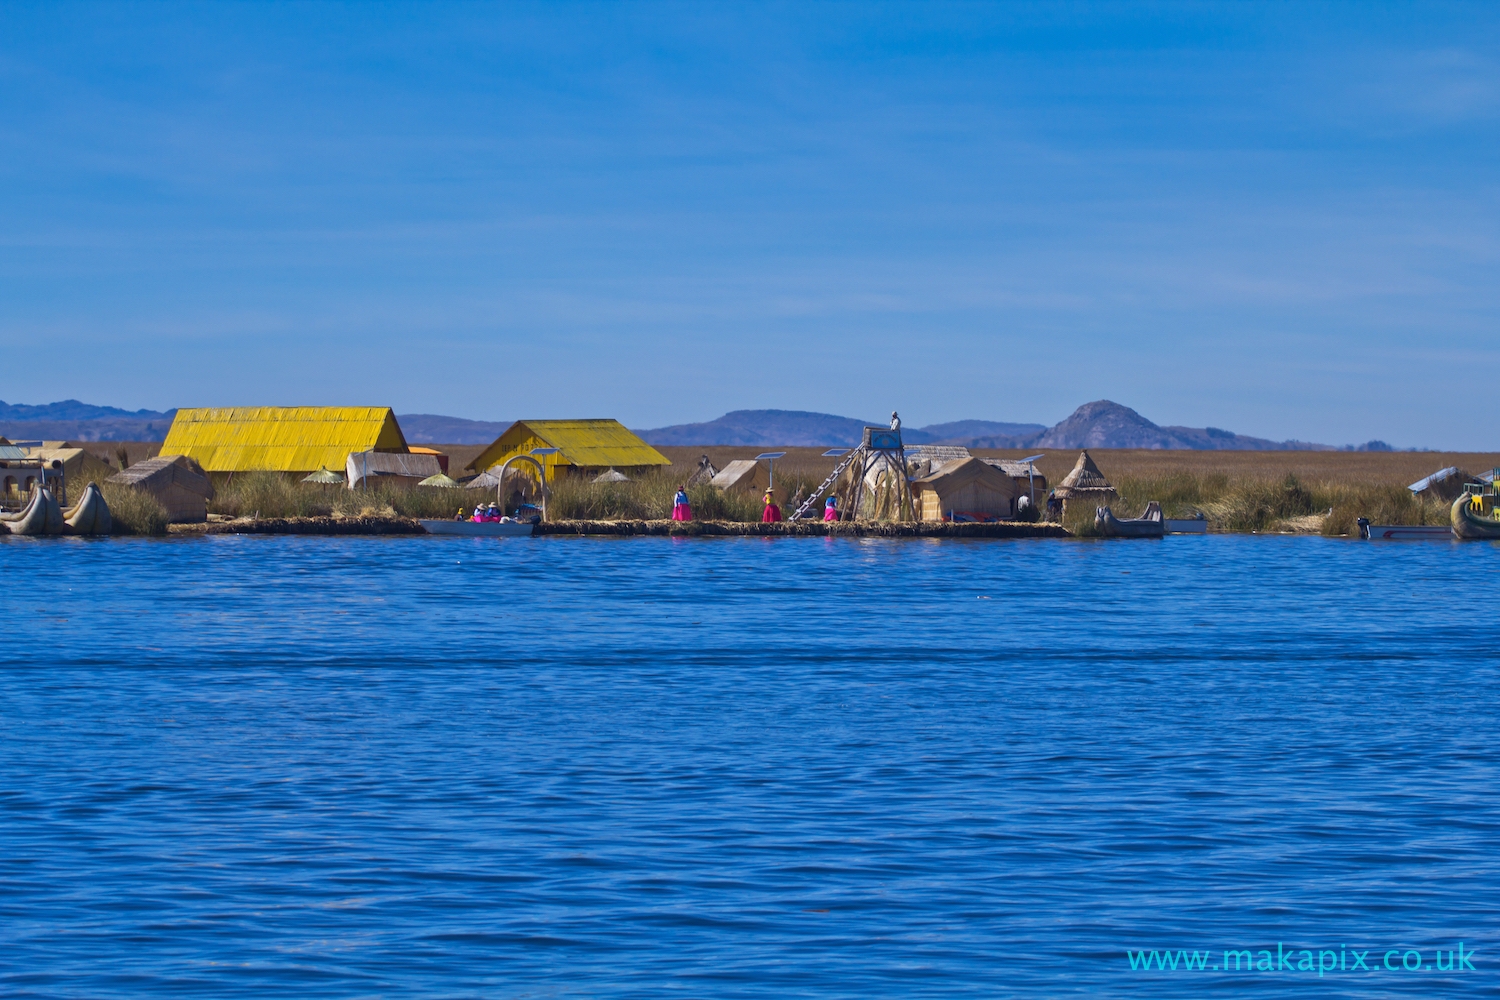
[420,518,535,537]
[1164,516,1208,534]
[1357,518,1451,541]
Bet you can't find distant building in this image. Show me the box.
[466,420,671,480]
[108,455,215,523]
[160,407,410,475]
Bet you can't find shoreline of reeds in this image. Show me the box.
[92,467,1458,538]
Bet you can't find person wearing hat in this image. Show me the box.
[455,507,466,521]
[672,485,692,522]
[822,495,840,522]
[762,488,782,523]
[485,502,501,522]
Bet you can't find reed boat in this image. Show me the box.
[1,483,113,536]
[62,483,111,535]
[1452,493,1500,540]
[420,518,535,537]
[1096,501,1165,538]
[0,487,64,535]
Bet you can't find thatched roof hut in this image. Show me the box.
[913,457,1021,522]
[710,459,768,494]
[466,419,670,479]
[108,455,215,523]
[1054,450,1117,503]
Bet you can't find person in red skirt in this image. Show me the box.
[672,486,692,521]
[761,488,782,523]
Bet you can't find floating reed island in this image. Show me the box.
[15,406,1497,538]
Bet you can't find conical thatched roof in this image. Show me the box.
[418,473,461,488]
[1056,450,1115,497]
[302,466,346,484]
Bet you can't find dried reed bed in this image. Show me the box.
[209,472,497,521]
[98,480,170,535]
[546,467,829,521]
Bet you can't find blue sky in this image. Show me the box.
[1,2,1496,447]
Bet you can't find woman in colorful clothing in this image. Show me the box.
[762,488,782,523]
[671,486,692,522]
[823,495,840,522]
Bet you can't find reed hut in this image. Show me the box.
[161,406,410,475]
[1408,466,1477,502]
[408,446,449,474]
[1054,450,1117,511]
[346,450,443,490]
[906,445,971,479]
[710,459,768,494]
[913,457,1021,522]
[18,444,118,504]
[466,419,670,480]
[981,459,1049,504]
[108,455,215,522]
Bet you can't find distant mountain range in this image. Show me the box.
[640,401,1397,451]
[0,398,1401,451]
[0,399,177,442]
[395,414,513,445]
[636,410,1045,447]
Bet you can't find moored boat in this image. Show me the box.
[62,482,112,536]
[0,487,64,536]
[1358,518,1452,541]
[1096,501,1165,538]
[420,518,535,537]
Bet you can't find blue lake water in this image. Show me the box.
[1,533,1497,997]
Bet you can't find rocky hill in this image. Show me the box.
[1027,400,1330,451]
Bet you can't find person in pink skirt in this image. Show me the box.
[672,486,692,522]
[823,496,840,521]
[762,488,782,523]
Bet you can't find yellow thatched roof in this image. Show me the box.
[161,407,408,473]
[467,419,670,475]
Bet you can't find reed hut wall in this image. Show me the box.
[108,455,215,522]
[913,457,1020,521]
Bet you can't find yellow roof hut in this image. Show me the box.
[160,407,409,474]
[466,420,670,479]
[913,457,1021,522]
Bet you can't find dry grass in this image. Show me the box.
[1071,472,1450,535]
[548,469,768,521]
[210,472,499,521]
[97,481,170,536]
